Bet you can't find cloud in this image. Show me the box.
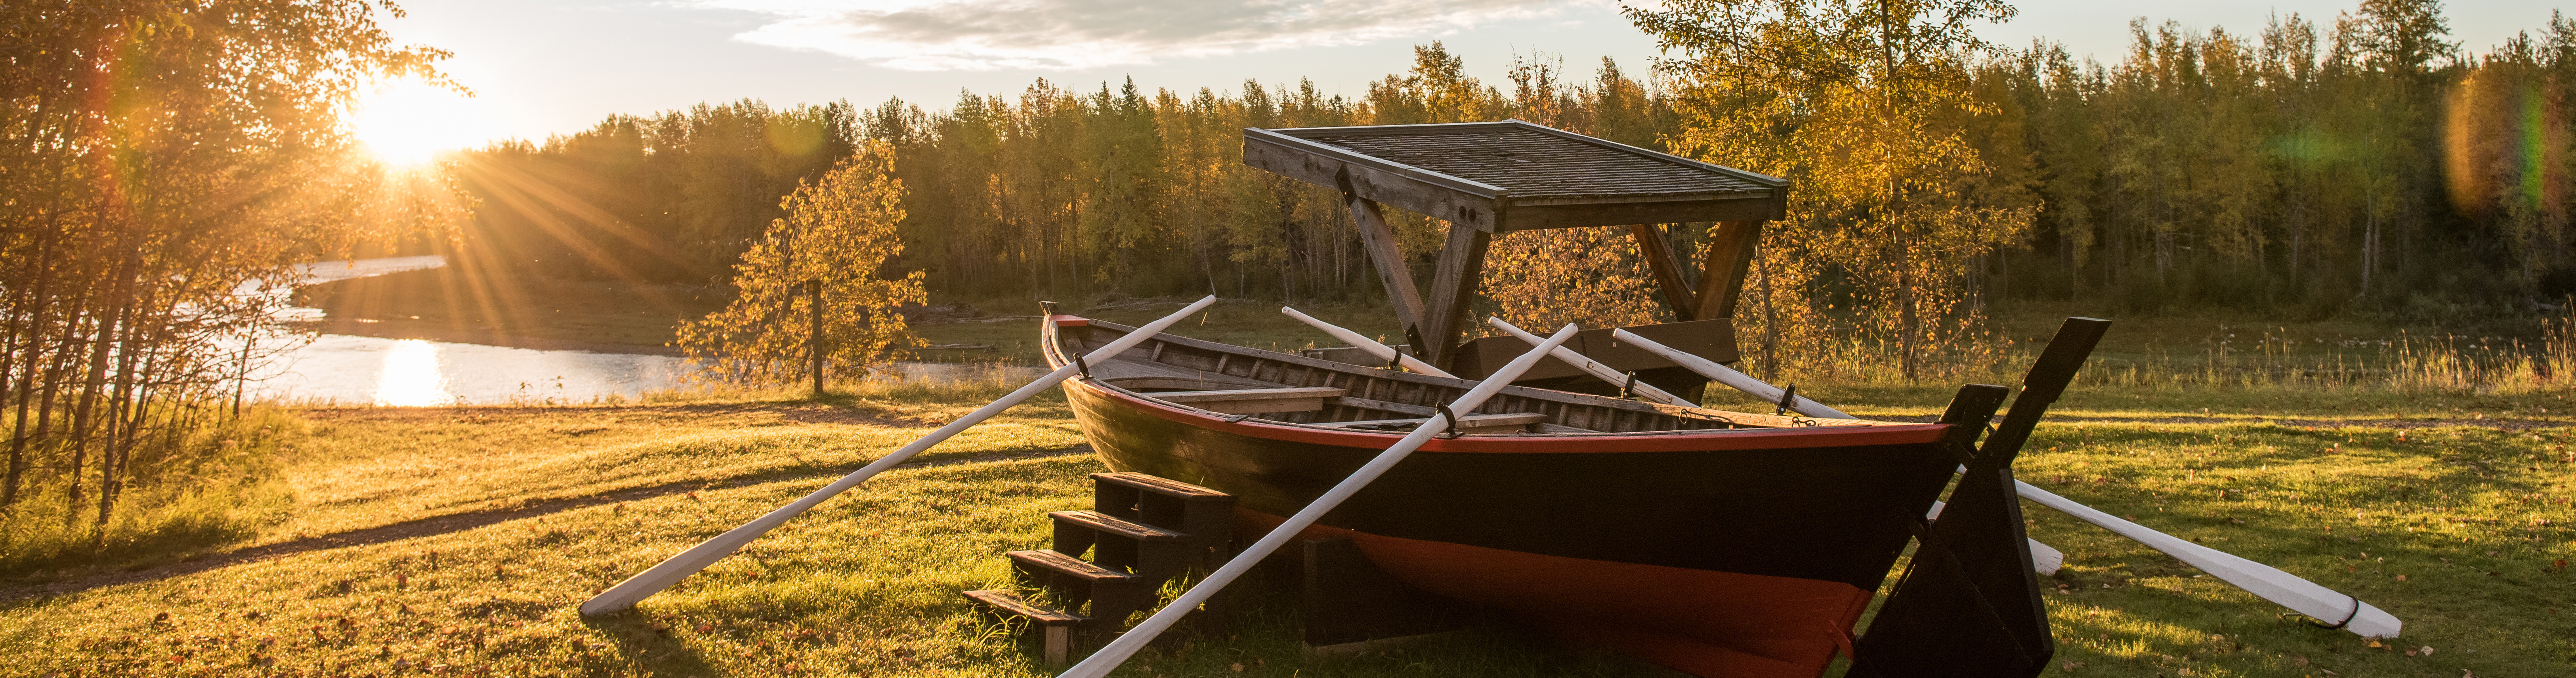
[699,0,1588,71]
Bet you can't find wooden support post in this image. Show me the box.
[1342,182,1427,341]
[1628,224,1699,321]
[1042,626,1071,664]
[1694,221,1764,321]
[1302,536,1461,654]
[809,279,825,396]
[1421,223,1492,368]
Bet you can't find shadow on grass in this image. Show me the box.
[582,610,727,675]
[0,443,1097,605]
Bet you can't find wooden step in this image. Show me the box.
[1007,550,1141,583]
[1149,386,1348,414]
[1049,510,1186,542]
[1090,472,1231,501]
[964,589,1087,663]
[1316,412,1551,434]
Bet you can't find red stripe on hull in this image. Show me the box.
[1242,510,1865,678]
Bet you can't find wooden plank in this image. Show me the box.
[1331,395,1436,416]
[1153,387,1349,403]
[1694,220,1764,321]
[1345,194,1428,336]
[1628,224,1699,321]
[1319,410,1535,435]
[1156,386,1350,414]
[1419,223,1492,369]
[1504,197,1777,231]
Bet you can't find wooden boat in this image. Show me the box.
[1042,313,1994,678]
[1010,120,2058,676]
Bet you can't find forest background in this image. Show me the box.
[444,0,2576,382]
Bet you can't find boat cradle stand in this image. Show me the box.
[965,471,1472,662]
[965,472,1237,663]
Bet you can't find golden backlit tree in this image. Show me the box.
[677,141,927,386]
[1630,0,2036,380]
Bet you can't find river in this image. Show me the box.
[243,257,1033,406]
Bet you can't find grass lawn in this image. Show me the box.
[0,376,2567,677]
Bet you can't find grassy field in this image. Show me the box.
[0,375,2567,677]
[10,280,2570,676]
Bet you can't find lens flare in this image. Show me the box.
[349,80,491,166]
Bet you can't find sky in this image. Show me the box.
[356,0,2569,160]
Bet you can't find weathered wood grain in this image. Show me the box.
[1695,220,1764,322]
[1629,223,1699,320]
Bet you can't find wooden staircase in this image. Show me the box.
[966,472,1237,663]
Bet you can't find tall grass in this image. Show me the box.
[1763,312,2576,397]
[0,407,304,579]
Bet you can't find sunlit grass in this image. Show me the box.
[3,311,2572,676]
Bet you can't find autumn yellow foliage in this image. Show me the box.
[1633,0,2035,381]
[678,141,928,385]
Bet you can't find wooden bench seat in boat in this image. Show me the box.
[1149,387,1348,414]
[1317,412,1551,435]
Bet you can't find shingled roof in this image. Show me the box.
[1243,119,1785,232]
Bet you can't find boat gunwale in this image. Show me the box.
[1043,315,1954,451]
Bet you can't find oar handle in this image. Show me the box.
[1281,306,1455,378]
[1057,323,1584,678]
[579,295,1219,616]
[1484,317,1694,407]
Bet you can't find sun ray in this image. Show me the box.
[350,80,492,166]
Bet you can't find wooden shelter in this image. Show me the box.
[1242,120,1786,386]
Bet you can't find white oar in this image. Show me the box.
[1059,323,1584,678]
[2016,479,2400,637]
[1484,317,1695,407]
[579,296,1219,616]
[1281,306,1454,378]
[1609,328,1849,418]
[1619,328,2395,637]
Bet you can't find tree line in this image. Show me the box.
[458,2,2572,347]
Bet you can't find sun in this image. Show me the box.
[348,80,491,166]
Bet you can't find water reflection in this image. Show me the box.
[373,339,453,406]
[252,334,1038,406]
[235,255,1043,406]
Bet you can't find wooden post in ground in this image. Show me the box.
[809,279,825,396]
